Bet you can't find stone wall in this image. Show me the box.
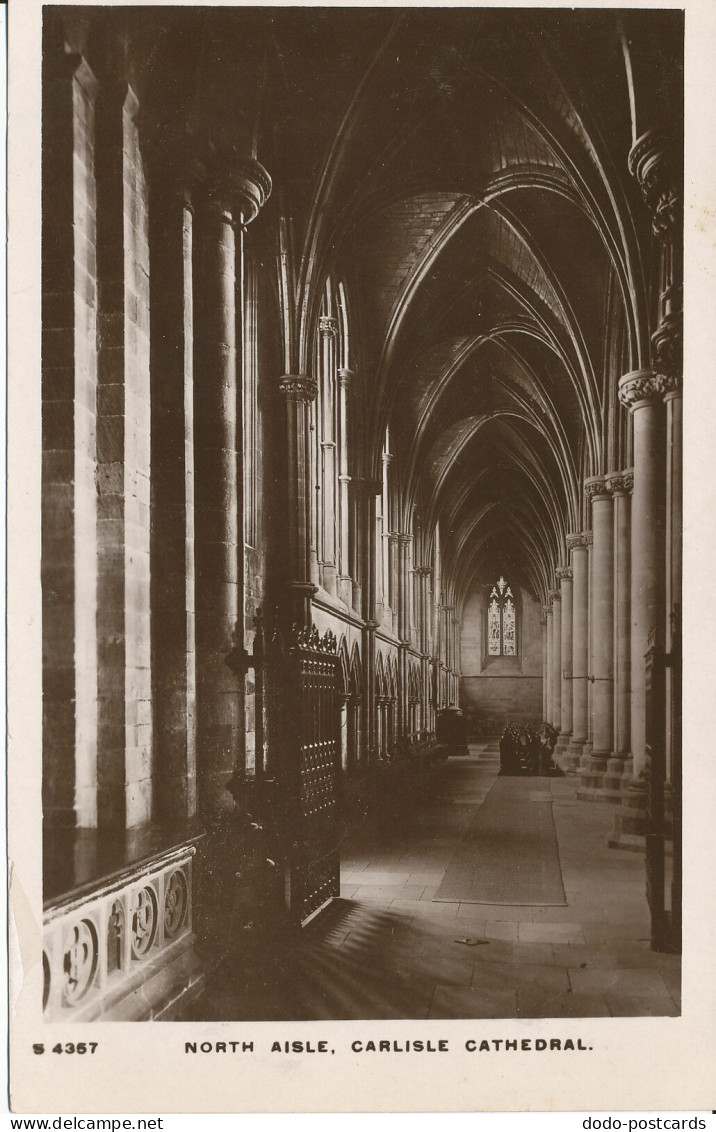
[459,583,543,730]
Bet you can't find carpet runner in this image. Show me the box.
[433,776,566,906]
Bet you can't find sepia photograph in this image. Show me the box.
[7,0,714,1115]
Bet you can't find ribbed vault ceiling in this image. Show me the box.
[85,6,680,611]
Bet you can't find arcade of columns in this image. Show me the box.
[542,126,682,841]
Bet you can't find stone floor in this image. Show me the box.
[189,742,680,1020]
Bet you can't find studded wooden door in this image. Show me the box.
[281,626,341,924]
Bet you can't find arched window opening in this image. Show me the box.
[348,644,363,769]
[487,576,517,658]
[311,277,353,601]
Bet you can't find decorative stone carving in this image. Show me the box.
[549,589,561,603]
[63,919,98,1005]
[337,367,355,387]
[584,475,611,501]
[651,318,682,382]
[566,532,593,551]
[106,899,124,976]
[44,841,197,1020]
[618,369,678,410]
[318,316,339,338]
[628,128,681,242]
[164,870,188,939]
[279,374,318,403]
[131,886,158,959]
[291,623,339,654]
[556,566,573,581]
[605,469,634,496]
[615,369,678,409]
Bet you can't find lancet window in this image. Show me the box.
[487,576,517,657]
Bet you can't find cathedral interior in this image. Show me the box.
[41,7,683,1021]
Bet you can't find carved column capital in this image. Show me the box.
[319,316,339,338]
[278,374,318,403]
[549,590,561,604]
[199,153,272,225]
[618,369,678,410]
[566,531,593,552]
[337,367,355,388]
[556,566,573,582]
[585,475,611,502]
[628,127,681,243]
[605,468,634,496]
[542,605,552,619]
[414,566,432,578]
[651,320,682,382]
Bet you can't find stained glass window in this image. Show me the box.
[487,578,517,657]
[503,594,516,655]
[488,595,501,655]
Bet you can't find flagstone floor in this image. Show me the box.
[188,742,680,1020]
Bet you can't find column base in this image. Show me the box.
[607,777,648,849]
[555,739,584,774]
[598,755,630,803]
[577,750,612,799]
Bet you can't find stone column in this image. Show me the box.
[415,567,431,656]
[549,590,561,729]
[556,566,573,747]
[193,157,270,816]
[609,126,680,849]
[565,533,591,771]
[95,82,153,829]
[381,450,393,622]
[544,606,553,724]
[397,534,411,744]
[41,51,99,829]
[445,606,451,674]
[279,374,320,626]
[602,470,633,799]
[360,477,382,761]
[540,613,548,721]
[453,615,461,680]
[618,372,667,778]
[319,316,339,596]
[580,477,615,796]
[664,380,682,783]
[583,534,594,763]
[308,392,320,587]
[337,367,354,607]
[149,169,198,824]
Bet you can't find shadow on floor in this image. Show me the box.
[187,898,445,1021]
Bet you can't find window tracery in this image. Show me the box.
[487,576,517,657]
